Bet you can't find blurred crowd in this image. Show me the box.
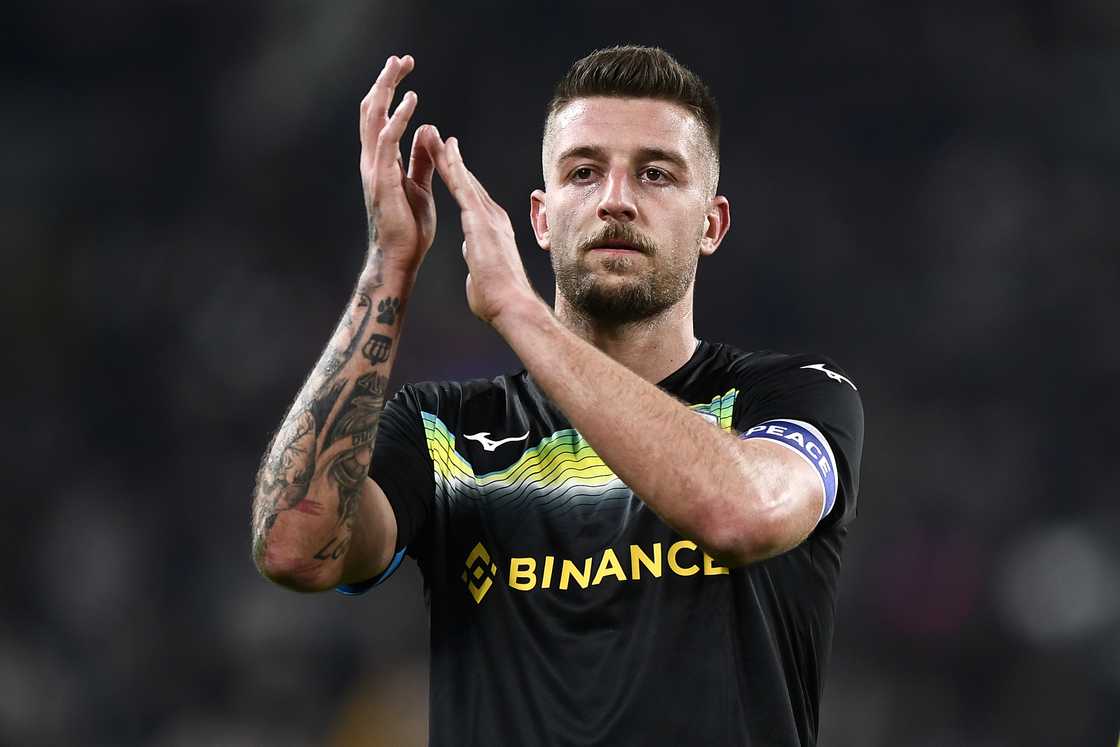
[4,1,1118,745]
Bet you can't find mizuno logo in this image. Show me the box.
[464,431,530,452]
[800,363,858,391]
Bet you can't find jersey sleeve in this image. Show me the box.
[732,356,864,533]
[335,383,435,595]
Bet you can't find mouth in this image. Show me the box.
[588,240,643,255]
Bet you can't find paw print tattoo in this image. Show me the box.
[376,297,400,325]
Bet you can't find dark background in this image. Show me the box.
[5,1,1118,745]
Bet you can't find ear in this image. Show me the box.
[530,189,550,251]
[699,195,730,257]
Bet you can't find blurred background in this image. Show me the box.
[4,1,1119,744]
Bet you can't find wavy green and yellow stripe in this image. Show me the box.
[421,388,738,510]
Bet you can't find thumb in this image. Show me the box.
[407,124,438,192]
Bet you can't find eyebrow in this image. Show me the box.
[555,145,691,174]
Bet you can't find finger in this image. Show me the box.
[375,91,419,187]
[358,57,416,159]
[464,163,495,204]
[407,124,438,192]
[433,137,484,208]
[360,57,396,139]
[449,139,498,206]
[365,55,418,124]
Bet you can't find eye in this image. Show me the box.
[571,166,595,182]
[642,167,668,182]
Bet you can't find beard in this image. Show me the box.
[552,221,699,325]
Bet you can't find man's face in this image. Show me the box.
[532,97,726,325]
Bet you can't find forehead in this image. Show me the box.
[546,97,707,165]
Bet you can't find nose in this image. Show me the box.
[596,168,637,223]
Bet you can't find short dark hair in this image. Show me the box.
[545,45,720,160]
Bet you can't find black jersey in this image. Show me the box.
[344,340,864,746]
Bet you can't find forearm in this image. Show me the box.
[493,301,785,563]
[251,253,412,589]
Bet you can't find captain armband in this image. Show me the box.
[739,419,838,520]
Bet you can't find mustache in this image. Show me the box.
[575,222,658,255]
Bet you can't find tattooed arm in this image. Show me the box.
[251,279,406,591]
[251,54,438,591]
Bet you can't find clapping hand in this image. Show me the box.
[426,136,540,325]
[358,55,441,278]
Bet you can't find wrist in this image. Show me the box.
[491,292,553,340]
[358,249,419,293]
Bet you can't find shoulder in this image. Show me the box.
[713,344,859,392]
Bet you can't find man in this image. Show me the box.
[252,46,864,746]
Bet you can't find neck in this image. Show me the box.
[554,288,699,384]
